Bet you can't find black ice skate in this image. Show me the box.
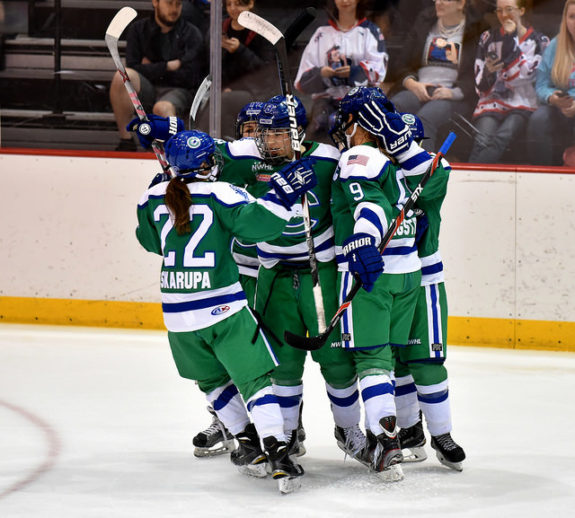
[373,416,404,482]
[263,436,304,494]
[230,423,268,478]
[431,432,466,472]
[192,406,235,458]
[287,429,306,458]
[398,420,427,462]
[296,401,307,456]
[334,424,372,468]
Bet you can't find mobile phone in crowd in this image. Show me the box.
[556,91,569,98]
[426,85,437,96]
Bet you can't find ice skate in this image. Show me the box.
[373,416,404,482]
[230,423,268,478]
[192,406,235,458]
[295,402,307,456]
[398,420,427,462]
[263,436,304,494]
[431,433,465,472]
[334,424,372,468]
[286,429,306,458]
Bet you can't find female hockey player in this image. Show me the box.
[135,129,316,493]
[389,113,466,472]
[328,86,435,481]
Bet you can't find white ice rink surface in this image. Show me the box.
[1,324,574,518]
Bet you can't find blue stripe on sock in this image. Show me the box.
[247,393,280,412]
[395,382,416,397]
[327,390,359,407]
[361,383,394,402]
[417,389,448,404]
[212,384,239,411]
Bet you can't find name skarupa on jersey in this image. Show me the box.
[160,271,211,290]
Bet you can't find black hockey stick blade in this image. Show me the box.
[284,132,457,351]
[284,7,317,50]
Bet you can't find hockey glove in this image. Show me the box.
[342,233,384,292]
[148,172,171,188]
[126,115,185,149]
[358,104,412,157]
[269,157,317,209]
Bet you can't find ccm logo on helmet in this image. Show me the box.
[211,305,231,316]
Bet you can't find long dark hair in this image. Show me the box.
[165,178,193,235]
[327,0,367,22]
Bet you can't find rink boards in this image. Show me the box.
[0,150,573,352]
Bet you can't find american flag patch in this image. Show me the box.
[347,154,368,166]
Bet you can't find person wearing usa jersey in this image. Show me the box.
[295,0,388,142]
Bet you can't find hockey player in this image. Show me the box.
[234,98,363,461]
[191,100,265,458]
[135,129,316,493]
[390,113,467,471]
[329,86,435,481]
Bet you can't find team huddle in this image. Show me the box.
[132,86,465,494]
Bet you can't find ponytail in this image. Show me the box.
[165,178,192,235]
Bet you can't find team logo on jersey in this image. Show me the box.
[186,136,202,149]
[229,184,250,201]
[431,343,443,352]
[211,305,230,316]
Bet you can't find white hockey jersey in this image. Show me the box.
[295,18,388,100]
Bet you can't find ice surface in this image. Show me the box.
[1,324,574,517]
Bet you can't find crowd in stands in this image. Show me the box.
[102,0,575,165]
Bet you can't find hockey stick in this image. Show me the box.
[238,9,328,333]
[105,6,173,176]
[284,132,457,351]
[188,75,212,129]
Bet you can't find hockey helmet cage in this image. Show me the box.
[164,130,221,182]
[330,86,396,149]
[235,101,266,140]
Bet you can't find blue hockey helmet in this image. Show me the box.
[256,96,308,163]
[399,113,427,142]
[329,86,395,150]
[235,101,266,140]
[164,130,221,181]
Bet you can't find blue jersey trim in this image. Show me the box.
[162,291,246,313]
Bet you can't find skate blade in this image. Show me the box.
[276,475,302,494]
[237,462,268,478]
[336,441,372,469]
[401,446,427,463]
[193,439,235,458]
[376,464,404,482]
[293,444,306,457]
[436,452,463,472]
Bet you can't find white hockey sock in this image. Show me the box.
[273,383,303,433]
[395,374,420,429]
[416,379,452,437]
[325,381,361,428]
[359,374,396,435]
[246,386,286,441]
[206,381,250,436]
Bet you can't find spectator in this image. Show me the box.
[527,0,575,165]
[182,0,211,34]
[195,0,275,139]
[468,0,548,163]
[110,0,205,151]
[294,0,388,142]
[389,0,484,152]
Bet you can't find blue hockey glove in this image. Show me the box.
[269,157,317,209]
[126,115,185,149]
[358,103,412,156]
[342,233,384,292]
[148,172,171,188]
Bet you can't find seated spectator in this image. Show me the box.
[294,0,388,143]
[196,0,275,139]
[389,0,484,153]
[182,0,211,34]
[468,0,549,163]
[527,0,575,165]
[109,0,205,151]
